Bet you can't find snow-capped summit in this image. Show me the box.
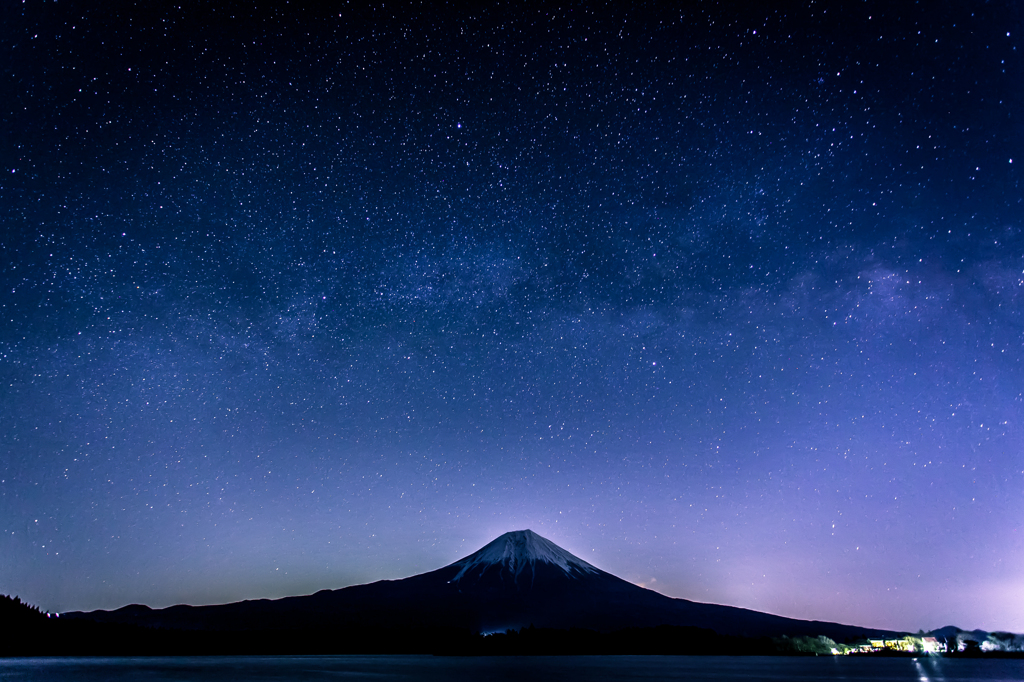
[448,529,598,587]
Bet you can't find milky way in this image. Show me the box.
[1,3,1022,632]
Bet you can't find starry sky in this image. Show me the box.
[2,2,1022,634]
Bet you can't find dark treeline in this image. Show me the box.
[0,595,827,657]
[3,596,1020,658]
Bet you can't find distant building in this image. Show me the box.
[862,637,917,653]
[884,638,914,652]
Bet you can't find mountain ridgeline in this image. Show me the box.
[63,530,896,645]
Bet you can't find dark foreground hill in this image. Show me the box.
[50,530,898,652]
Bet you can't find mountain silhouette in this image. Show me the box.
[66,530,896,639]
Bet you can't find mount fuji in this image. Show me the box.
[68,530,896,641]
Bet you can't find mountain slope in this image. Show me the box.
[67,530,897,640]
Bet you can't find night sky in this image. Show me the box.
[2,2,1022,634]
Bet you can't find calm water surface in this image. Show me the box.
[2,655,1023,682]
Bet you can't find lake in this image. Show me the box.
[2,655,1022,681]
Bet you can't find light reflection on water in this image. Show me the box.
[1,656,1022,682]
